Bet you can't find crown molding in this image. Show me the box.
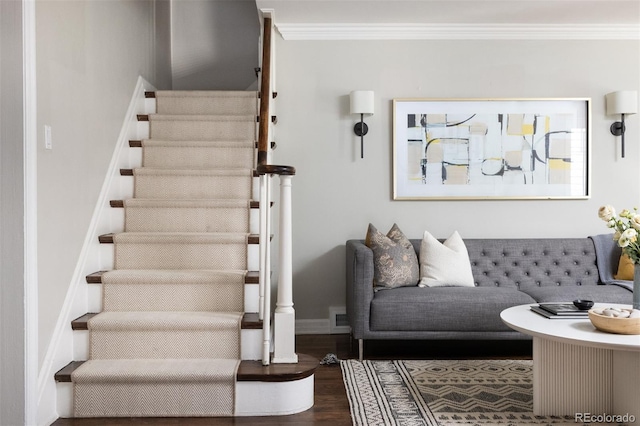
[276,23,640,41]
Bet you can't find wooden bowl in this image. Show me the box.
[588,309,640,335]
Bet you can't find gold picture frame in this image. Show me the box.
[392,98,591,200]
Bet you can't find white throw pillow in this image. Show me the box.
[419,230,475,288]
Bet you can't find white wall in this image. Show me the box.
[36,0,171,369]
[171,0,259,90]
[273,37,640,321]
[0,2,26,424]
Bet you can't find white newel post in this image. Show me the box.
[272,175,298,363]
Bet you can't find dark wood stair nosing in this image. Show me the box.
[109,200,267,209]
[54,361,85,383]
[71,313,98,330]
[55,354,318,384]
[131,140,273,149]
[146,90,274,99]
[255,116,277,124]
[122,169,266,177]
[98,233,267,244]
[71,312,262,332]
[86,270,259,285]
[254,141,277,150]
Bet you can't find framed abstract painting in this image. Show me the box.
[392,98,591,200]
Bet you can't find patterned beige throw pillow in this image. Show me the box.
[365,223,419,289]
[419,230,475,287]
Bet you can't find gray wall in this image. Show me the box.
[171,0,259,90]
[273,37,640,321]
[0,2,26,424]
[36,0,172,368]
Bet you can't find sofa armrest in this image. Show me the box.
[346,239,375,339]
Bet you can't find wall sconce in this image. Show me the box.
[350,90,374,158]
[606,90,638,158]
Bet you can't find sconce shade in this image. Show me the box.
[606,91,638,116]
[350,91,374,115]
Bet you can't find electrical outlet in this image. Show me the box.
[44,125,52,150]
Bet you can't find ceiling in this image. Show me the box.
[255,0,640,25]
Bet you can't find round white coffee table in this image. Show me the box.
[501,304,640,422]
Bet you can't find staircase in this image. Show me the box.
[53,89,317,418]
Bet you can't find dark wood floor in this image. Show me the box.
[52,334,532,426]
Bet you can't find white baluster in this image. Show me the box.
[258,175,267,321]
[262,176,272,366]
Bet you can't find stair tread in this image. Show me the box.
[73,312,261,331]
[86,311,243,330]
[140,139,254,146]
[86,270,259,284]
[154,90,257,98]
[110,199,263,209]
[127,167,253,176]
[55,354,318,383]
[122,199,253,208]
[130,139,260,148]
[99,233,263,244]
[149,114,256,121]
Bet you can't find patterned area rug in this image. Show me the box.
[341,359,579,425]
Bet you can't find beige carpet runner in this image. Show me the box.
[71,90,257,417]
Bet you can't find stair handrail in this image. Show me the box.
[257,16,272,167]
[257,12,298,365]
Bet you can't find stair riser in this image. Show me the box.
[114,242,247,270]
[56,375,314,418]
[143,146,254,169]
[89,329,239,359]
[156,96,256,116]
[102,283,244,311]
[74,326,262,362]
[97,245,259,280]
[107,197,260,234]
[87,282,259,315]
[134,175,252,200]
[125,207,250,233]
[73,381,236,417]
[150,120,255,141]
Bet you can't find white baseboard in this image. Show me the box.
[296,319,351,335]
[295,319,330,335]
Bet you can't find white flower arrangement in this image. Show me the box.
[599,205,640,264]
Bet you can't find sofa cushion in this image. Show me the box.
[520,284,633,304]
[464,238,601,289]
[419,230,474,288]
[370,287,536,332]
[365,223,419,289]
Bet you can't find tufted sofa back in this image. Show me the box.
[409,238,600,290]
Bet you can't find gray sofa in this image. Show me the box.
[346,235,634,360]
